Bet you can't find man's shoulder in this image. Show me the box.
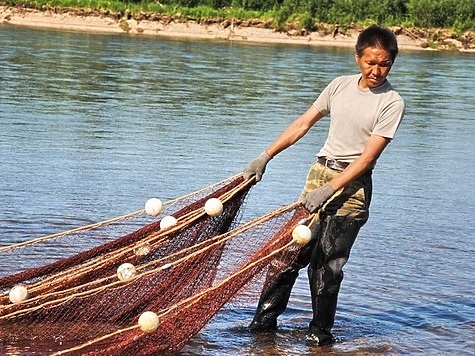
[379,80,405,103]
[325,74,360,93]
[331,74,360,85]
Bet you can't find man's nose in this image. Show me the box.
[372,65,381,75]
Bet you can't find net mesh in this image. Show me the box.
[0,175,310,354]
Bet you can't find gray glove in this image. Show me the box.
[301,183,336,213]
[243,151,272,182]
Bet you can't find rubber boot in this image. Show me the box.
[305,291,338,345]
[248,236,318,332]
[248,265,298,331]
[306,215,362,345]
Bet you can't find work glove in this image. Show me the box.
[301,183,336,213]
[243,151,272,182]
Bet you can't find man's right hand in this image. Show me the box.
[243,151,272,182]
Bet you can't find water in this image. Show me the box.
[1,24,474,355]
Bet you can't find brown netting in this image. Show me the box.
[56,204,309,355]
[0,175,248,293]
[0,174,313,354]
[0,175,247,279]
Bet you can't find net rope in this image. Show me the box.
[54,203,310,355]
[0,174,315,354]
[0,174,241,254]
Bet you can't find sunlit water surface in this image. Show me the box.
[0,25,474,355]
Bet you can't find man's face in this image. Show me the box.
[355,46,393,89]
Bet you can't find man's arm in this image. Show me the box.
[243,105,325,181]
[328,135,391,190]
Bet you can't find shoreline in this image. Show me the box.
[1,5,474,52]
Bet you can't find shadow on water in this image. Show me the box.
[181,307,402,355]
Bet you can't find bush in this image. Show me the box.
[453,0,475,30]
[406,0,474,29]
[231,0,280,11]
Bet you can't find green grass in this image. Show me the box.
[2,0,270,20]
[1,0,473,37]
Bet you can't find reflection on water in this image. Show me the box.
[0,25,474,354]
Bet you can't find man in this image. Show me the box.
[243,25,405,345]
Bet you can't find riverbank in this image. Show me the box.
[1,5,474,52]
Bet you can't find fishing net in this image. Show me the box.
[0,174,312,355]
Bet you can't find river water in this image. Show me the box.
[0,24,474,355]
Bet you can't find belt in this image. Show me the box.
[317,157,349,172]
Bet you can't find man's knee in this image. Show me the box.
[326,256,348,283]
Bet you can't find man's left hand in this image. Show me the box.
[301,183,336,213]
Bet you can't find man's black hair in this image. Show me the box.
[355,25,399,62]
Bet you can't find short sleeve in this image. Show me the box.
[372,98,405,139]
[312,78,339,116]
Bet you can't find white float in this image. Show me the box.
[204,198,223,217]
[9,284,29,304]
[292,224,312,245]
[117,263,137,281]
[138,311,160,333]
[145,198,164,217]
[159,215,177,230]
[134,242,152,257]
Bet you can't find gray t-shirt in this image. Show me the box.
[313,74,405,163]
